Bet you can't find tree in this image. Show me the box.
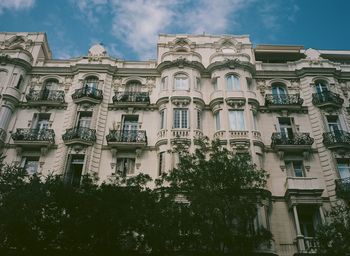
[315,203,350,256]
[155,138,273,255]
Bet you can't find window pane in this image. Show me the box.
[229,111,245,130]
[197,110,202,129]
[173,109,180,128]
[293,161,304,177]
[227,75,240,91]
[160,110,165,129]
[215,112,220,131]
[181,109,188,128]
[158,152,165,176]
[174,75,188,90]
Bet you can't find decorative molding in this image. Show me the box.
[225,97,246,108]
[171,96,191,107]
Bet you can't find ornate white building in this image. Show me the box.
[0,32,350,256]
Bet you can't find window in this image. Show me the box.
[285,160,305,177]
[15,75,23,89]
[126,80,141,92]
[117,158,135,175]
[161,76,168,90]
[297,206,321,238]
[326,116,341,132]
[229,110,245,130]
[84,76,98,90]
[214,111,221,131]
[77,112,92,128]
[21,156,39,174]
[173,108,188,129]
[272,84,287,96]
[160,109,166,129]
[158,152,165,176]
[122,115,139,141]
[65,155,84,186]
[337,159,350,179]
[43,79,59,99]
[314,80,328,93]
[252,112,258,130]
[195,77,201,90]
[174,74,189,90]
[226,74,240,91]
[196,109,202,130]
[278,117,294,138]
[212,77,218,91]
[33,113,50,130]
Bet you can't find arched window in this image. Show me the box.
[314,80,328,93]
[174,73,189,90]
[226,74,240,91]
[84,76,99,90]
[126,80,141,92]
[44,79,59,91]
[272,83,287,96]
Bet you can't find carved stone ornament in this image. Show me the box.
[146,77,156,92]
[174,57,189,68]
[338,80,349,97]
[256,79,267,96]
[64,76,73,91]
[88,43,107,62]
[225,98,246,108]
[112,76,122,90]
[171,96,191,107]
[0,53,10,65]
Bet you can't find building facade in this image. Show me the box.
[0,32,350,255]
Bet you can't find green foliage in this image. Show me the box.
[315,203,350,256]
[0,139,272,255]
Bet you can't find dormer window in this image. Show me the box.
[174,73,189,90]
[226,74,240,91]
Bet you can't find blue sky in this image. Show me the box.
[0,0,349,60]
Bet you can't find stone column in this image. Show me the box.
[293,205,305,252]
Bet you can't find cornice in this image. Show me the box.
[157,58,207,74]
[207,58,255,74]
[0,54,32,71]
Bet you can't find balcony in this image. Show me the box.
[106,130,147,149]
[285,177,324,205]
[26,89,65,107]
[335,177,350,201]
[271,132,314,153]
[296,236,317,255]
[265,94,304,112]
[323,130,350,150]
[71,87,103,104]
[112,92,150,107]
[62,127,96,146]
[312,91,344,110]
[11,128,55,147]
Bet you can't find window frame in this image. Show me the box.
[117,157,135,175]
[228,110,245,131]
[21,156,40,174]
[158,152,165,176]
[214,111,221,131]
[174,73,189,91]
[226,74,240,91]
[160,109,166,130]
[173,108,189,129]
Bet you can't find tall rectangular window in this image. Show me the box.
[252,112,258,130]
[337,159,350,179]
[77,112,92,128]
[285,160,305,177]
[65,155,84,187]
[160,109,166,129]
[21,156,39,174]
[173,108,188,129]
[158,152,165,176]
[196,109,202,130]
[161,76,168,90]
[174,74,189,90]
[215,111,221,131]
[195,77,201,90]
[212,77,218,91]
[226,75,240,91]
[117,158,135,175]
[229,110,245,130]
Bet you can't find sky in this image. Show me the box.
[0,0,349,60]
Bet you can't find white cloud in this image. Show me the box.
[0,0,35,14]
[71,0,298,59]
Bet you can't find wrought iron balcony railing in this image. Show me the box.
[26,89,65,103]
[335,177,350,200]
[323,130,350,148]
[312,91,344,107]
[71,87,103,101]
[11,128,55,143]
[106,130,147,144]
[112,92,150,104]
[271,132,314,147]
[62,127,96,143]
[265,94,303,106]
